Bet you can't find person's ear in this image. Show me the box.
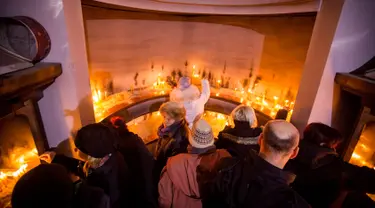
[258,133,263,146]
[290,146,299,159]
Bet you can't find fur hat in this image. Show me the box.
[170,77,200,102]
[189,119,214,148]
[12,164,73,208]
[74,123,116,158]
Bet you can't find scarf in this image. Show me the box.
[157,119,186,138]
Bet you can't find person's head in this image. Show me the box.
[189,119,215,149]
[230,105,258,128]
[74,123,116,160]
[259,120,300,165]
[303,123,342,149]
[12,164,73,208]
[110,116,128,130]
[159,101,186,127]
[170,77,200,102]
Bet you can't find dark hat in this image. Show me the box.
[12,164,73,208]
[74,123,116,158]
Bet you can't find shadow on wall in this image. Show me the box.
[64,94,95,139]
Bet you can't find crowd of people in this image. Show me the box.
[10,78,375,208]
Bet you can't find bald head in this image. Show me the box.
[262,120,300,153]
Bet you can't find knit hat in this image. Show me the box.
[74,123,116,158]
[178,76,191,90]
[189,119,215,148]
[170,77,200,102]
[12,164,73,208]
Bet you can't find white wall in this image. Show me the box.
[86,19,264,92]
[2,0,95,147]
[308,0,375,124]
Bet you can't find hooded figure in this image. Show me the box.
[170,77,210,128]
[158,119,230,208]
[110,116,157,208]
[12,164,74,208]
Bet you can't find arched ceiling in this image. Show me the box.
[93,0,320,15]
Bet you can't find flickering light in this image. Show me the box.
[240,98,244,103]
[273,96,279,100]
[93,92,99,103]
[271,111,276,117]
[193,65,196,69]
[352,153,361,159]
[285,100,289,104]
[256,97,260,101]
[216,93,220,96]
[157,112,160,116]
[262,101,268,106]
[217,80,221,84]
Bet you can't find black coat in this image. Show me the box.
[154,120,190,178]
[115,127,157,208]
[216,121,262,157]
[285,140,375,208]
[73,180,110,208]
[85,151,130,208]
[203,150,309,208]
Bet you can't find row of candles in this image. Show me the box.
[91,68,296,121]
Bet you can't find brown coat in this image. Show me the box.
[158,148,230,208]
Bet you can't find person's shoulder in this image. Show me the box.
[275,186,311,208]
[168,153,195,164]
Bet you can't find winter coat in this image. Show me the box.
[170,79,210,128]
[158,146,231,208]
[285,140,375,208]
[154,119,190,180]
[216,121,262,157]
[85,151,130,208]
[115,127,157,208]
[73,180,110,208]
[203,150,310,208]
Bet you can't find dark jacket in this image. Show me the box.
[115,127,157,208]
[73,180,110,208]
[285,140,375,208]
[85,151,130,208]
[216,121,262,157]
[154,120,190,179]
[51,155,110,208]
[203,150,309,208]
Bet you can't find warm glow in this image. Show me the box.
[216,93,220,96]
[240,98,244,103]
[0,148,38,182]
[273,96,279,100]
[193,65,196,69]
[92,91,99,103]
[262,100,268,106]
[217,80,221,83]
[352,153,361,159]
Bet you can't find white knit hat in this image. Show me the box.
[189,119,214,148]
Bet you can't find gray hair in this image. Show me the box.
[230,105,258,128]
